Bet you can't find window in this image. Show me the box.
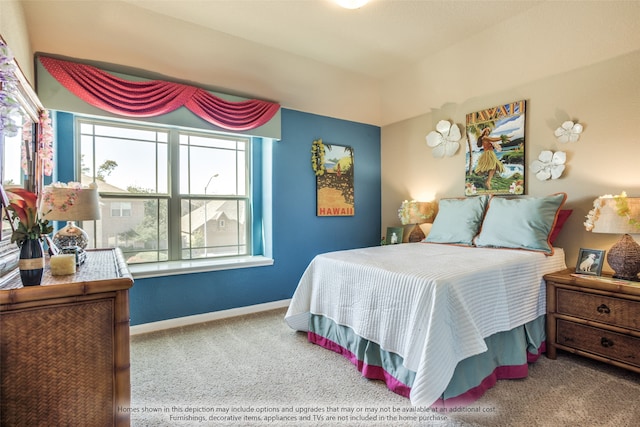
[110,202,132,217]
[79,117,251,264]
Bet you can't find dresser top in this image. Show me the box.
[0,248,133,304]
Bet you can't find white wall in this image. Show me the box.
[379,1,640,126]
[0,0,33,83]
[381,50,640,269]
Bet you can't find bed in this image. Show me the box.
[285,193,570,407]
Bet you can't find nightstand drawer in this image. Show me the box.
[556,288,640,331]
[556,319,640,367]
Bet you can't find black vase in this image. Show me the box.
[19,239,45,286]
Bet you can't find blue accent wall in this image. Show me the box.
[55,108,381,325]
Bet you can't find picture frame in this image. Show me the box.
[385,227,403,245]
[464,100,526,196]
[314,142,355,217]
[576,248,605,276]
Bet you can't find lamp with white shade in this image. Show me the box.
[585,193,640,281]
[40,182,101,263]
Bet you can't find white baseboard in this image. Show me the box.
[130,299,291,336]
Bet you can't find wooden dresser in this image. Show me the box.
[545,269,640,373]
[0,248,134,427]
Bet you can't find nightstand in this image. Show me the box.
[545,269,640,374]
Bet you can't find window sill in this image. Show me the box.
[128,256,274,279]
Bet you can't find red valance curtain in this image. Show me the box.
[39,56,280,131]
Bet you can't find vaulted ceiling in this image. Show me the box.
[15,0,640,126]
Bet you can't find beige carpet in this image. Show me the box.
[129,308,640,426]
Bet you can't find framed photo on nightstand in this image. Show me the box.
[385,227,403,245]
[576,248,605,276]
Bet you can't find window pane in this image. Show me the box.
[2,127,25,187]
[79,121,168,194]
[180,199,205,257]
[87,197,168,264]
[179,134,248,196]
[180,198,247,259]
[237,149,247,196]
[158,143,168,194]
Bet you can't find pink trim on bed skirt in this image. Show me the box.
[433,361,529,408]
[308,332,411,398]
[528,341,546,363]
[308,331,544,407]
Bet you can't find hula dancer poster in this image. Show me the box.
[465,100,526,196]
[311,140,354,216]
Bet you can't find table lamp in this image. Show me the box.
[586,194,640,281]
[398,200,438,243]
[40,183,101,262]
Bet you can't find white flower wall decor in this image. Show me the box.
[531,150,566,181]
[426,120,461,158]
[554,120,583,143]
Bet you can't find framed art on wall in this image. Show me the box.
[464,100,526,196]
[313,141,354,216]
[576,248,605,276]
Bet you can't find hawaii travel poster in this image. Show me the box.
[314,143,354,216]
[465,100,526,196]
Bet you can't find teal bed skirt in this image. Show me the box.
[308,314,546,407]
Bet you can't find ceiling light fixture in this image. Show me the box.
[335,0,369,9]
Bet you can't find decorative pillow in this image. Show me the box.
[425,195,489,245]
[549,209,572,244]
[475,193,567,255]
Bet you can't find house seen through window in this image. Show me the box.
[110,202,132,217]
[79,117,251,264]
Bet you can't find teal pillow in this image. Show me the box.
[425,195,489,245]
[475,193,567,254]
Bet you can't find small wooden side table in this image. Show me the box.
[0,248,134,426]
[545,268,640,374]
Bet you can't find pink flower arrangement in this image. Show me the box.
[20,109,54,176]
[5,188,53,245]
[39,110,54,176]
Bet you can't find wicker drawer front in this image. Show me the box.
[556,319,640,367]
[556,288,640,331]
[1,299,115,426]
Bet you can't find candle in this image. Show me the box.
[50,254,77,275]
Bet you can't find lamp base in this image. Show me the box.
[408,224,425,243]
[52,221,89,250]
[52,221,89,266]
[607,234,640,282]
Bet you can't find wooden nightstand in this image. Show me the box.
[545,269,640,374]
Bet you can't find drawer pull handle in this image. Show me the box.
[596,304,610,314]
[600,337,614,348]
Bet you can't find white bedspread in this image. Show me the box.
[285,242,566,406]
